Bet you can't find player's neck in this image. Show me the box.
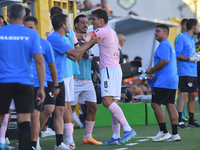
[9,19,23,25]
[56,29,65,37]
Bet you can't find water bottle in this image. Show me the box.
[138,67,154,80]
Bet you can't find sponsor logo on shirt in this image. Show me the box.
[0,36,29,41]
[188,83,193,87]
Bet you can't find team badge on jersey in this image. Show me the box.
[117,0,136,10]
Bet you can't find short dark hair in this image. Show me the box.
[181,18,188,25]
[123,54,128,59]
[134,56,142,61]
[24,16,38,26]
[187,19,198,30]
[4,20,7,25]
[74,14,86,26]
[50,6,63,17]
[156,24,169,35]
[197,32,200,39]
[25,7,31,17]
[52,14,67,31]
[9,4,25,20]
[92,9,108,24]
[0,15,4,20]
[84,0,88,5]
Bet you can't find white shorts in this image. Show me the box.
[71,80,97,106]
[64,75,74,102]
[9,99,16,110]
[100,67,122,100]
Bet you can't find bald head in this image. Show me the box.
[118,34,126,47]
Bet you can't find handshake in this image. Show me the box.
[190,53,200,62]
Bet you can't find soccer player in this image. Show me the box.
[175,19,200,128]
[24,16,59,150]
[0,4,45,150]
[72,14,102,145]
[47,14,102,150]
[146,24,181,141]
[90,9,136,145]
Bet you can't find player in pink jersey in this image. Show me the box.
[90,9,136,145]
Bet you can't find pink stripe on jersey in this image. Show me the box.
[94,25,120,69]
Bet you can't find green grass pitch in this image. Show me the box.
[9,101,200,150]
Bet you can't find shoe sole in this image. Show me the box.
[165,138,181,142]
[121,132,136,144]
[188,124,200,128]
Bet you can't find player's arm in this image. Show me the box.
[33,53,46,105]
[177,54,190,61]
[66,35,102,62]
[146,60,169,74]
[48,62,59,99]
[75,42,82,64]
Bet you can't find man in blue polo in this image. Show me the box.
[146,24,180,142]
[46,14,102,150]
[175,19,200,128]
[24,16,60,150]
[0,4,45,150]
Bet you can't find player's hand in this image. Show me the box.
[52,88,60,100]
[36,87,46,106]
[45,32,50,38]
[83,51,89,59]
[83,32,93,42]
[190,53,199,62]
[90,34,102,44]
[145,67,152,74]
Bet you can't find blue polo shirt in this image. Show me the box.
[47,32,72,83]
[175,31,197,77]
[154,39,178,89]
[0,24,41,85]
[32,37,55,87]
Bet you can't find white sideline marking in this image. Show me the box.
[138,139,149,142]
[114,148,128,150]
[126,143,138,146]
[40,137,55,141]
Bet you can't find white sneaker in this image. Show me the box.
[41,127,55,138]
[36,145,41,150]
[54,142,72,150]
[64,141,75,149]
[151,131,171,142]
[165,133,181,141]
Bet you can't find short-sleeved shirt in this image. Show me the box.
[175,31,197,77]
[174,32,182,46]
[0,24,41,85]
[47,32,72,83]
[94,25,120,69]
[32,37,55,87]
[154,39,178,89]
[63,28,80,78]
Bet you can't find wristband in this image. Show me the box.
[52,85,60,89]
[88,56,93,60]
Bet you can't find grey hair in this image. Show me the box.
[9,4,25,20]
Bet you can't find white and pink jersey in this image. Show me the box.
[94,25,120,69]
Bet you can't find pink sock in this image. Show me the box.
[0,114,10,138]
[85,120,95,134]
[64,123,73,137]
[108,102,128,127]
[111,113,120,133]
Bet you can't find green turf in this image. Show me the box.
[10,101,200,150]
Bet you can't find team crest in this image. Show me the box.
[188,83,193,87]
[117,0,136,10]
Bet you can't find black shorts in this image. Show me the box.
[44,82,65,106]
[34,87,46,112]
[152,87,176,105]
[179,76,197,93]
[0,83,34,114]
